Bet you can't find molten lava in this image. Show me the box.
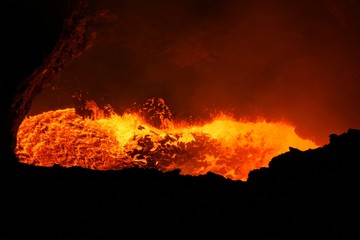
[16,98,317,181]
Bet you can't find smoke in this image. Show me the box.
[30,0,360,145]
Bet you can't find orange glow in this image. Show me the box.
[16,98,317,181]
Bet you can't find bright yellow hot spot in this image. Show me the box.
[16,102,317,181]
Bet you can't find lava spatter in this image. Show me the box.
[16,98,317,180]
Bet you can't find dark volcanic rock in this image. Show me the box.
[1,129,359,239]
[246,128,360,239]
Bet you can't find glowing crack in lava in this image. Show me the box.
[16,98,317,181]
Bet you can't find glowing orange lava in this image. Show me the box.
[15,98,318,181]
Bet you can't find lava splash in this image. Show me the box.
[15,98,317,181]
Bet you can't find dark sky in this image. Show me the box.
[30,0,360,146]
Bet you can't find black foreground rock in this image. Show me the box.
[1,129,359,239]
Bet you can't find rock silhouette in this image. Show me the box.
[1,129,359,239]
